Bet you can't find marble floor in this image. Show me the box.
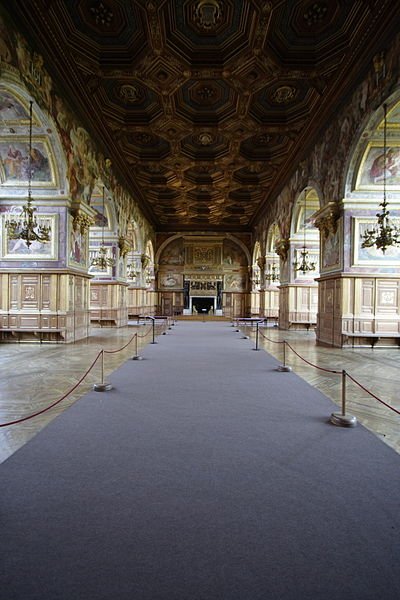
[0,319,399,463]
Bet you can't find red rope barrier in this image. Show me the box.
[137,324,153,338]
[259,329,285,344]
[104,333,137,354]
[346,372,400,416]
[285,342,341,374]
[0,350,103,428]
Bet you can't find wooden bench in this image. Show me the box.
[342,332,400,348]
[0,328,66,343]
[288,321,315,332]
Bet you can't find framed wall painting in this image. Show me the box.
[1,213,58,259]
[320,220,342,273]
[355,141,400,191]
[352,217,400,265]
[68,215,88,268]
[0,137,57,187]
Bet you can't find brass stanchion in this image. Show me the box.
[330,370,357,427]
[253,321,260,350]
[150,317,157,344]
[131,333,143,361]
[276,340,292,372]
[93,350,113,391]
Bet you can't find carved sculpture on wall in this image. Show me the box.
[275,238,290,262]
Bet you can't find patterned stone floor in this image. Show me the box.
[0,319,399,463]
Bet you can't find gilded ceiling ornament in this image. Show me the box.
[90,1,114,27]
[303,2,328,26]
[196,85,216,101]
[193,0,223,31]
[135,132,154,145]
[198,132,214,146]
[271,86,297,105]
[119,85,141,104]
[257,133,271,145]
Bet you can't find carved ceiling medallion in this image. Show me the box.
[270,85,297,105]
[303,2,328,27]
[198,132,214,146]
[193,0,223,32]
[118,84,142,104]
[89,1,114,28]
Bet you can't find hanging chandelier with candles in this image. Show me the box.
[5,101,51,248]
[127,262,138,280]
[265,262,280,282]
[293,194,317,275]
[91,187,115,270]
[361,103,400,254]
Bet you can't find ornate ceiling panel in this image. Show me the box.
[6,0,399,231]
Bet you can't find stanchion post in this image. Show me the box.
[131,333,143,360]
[330,369,357,427]
[93,350,113,391]
[150,316,157,344]
[254,321,260,351]
[276,340,292,372]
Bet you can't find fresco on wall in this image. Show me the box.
[2,213,56,259]
[160,273,182,288]
[223,240,247,266]
[159,238,184,265]
[357,143,400,189]
[0,140,52,182]
[69,221,87,267]
[353,218,400,265]
[321,228,341,271]
[0,89,29,120]
[224,274,246,291]
[91,204,108,228]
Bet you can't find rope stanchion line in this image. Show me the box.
[0,326,149,427]
[237,321,399,421]
[346,372,400,416]
[0,350,103,428]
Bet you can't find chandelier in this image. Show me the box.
[293,194,317,275]
[265,262,280,282]
[361,103,400,254]
[91,187,115,270]
[5,101,51,248]
[127,262,138,280]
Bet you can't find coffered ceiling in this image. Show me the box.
[6,0,399,232]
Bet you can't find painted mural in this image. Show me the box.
[0,89,29,120]
[2,213,56,259]
[222,239,247,266]
[159,238,184,265]
[0,140,52,182]
[69,219,87,267]
[357,143,400,189]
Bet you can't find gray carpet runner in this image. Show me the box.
[1,321,399,600]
